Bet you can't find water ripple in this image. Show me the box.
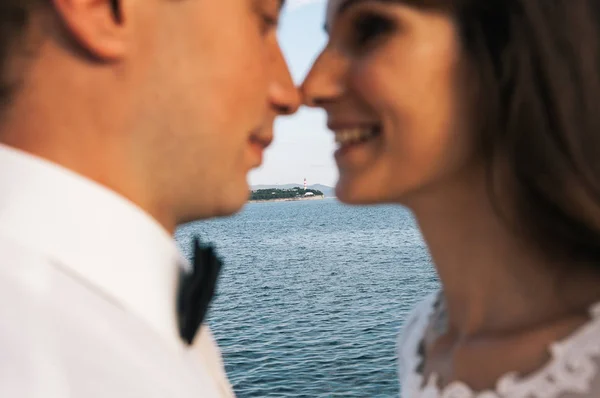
[176,200,439,397]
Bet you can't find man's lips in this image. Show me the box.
[249,134,273,150]
[247,133,273,168]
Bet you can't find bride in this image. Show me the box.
[302,0,600,396]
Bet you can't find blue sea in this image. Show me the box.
[175,199,439,397]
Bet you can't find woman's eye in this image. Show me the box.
[351,12,395,48]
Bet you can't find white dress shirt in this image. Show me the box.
[0,144,235,397]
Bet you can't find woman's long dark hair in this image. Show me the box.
[411,0,600,264]
[468,1,600,263]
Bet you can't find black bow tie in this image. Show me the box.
[177,237,223,345]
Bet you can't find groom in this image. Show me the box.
[0,0,299,396]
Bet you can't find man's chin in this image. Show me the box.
[213,200,247,218]
[185,199,246,223]
[179,181,250,223]
[210,185,250,217]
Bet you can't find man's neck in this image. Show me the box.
[0,129,176,236]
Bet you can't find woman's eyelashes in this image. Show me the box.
[349,11,396,50]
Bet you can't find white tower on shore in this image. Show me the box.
[304,178,307,190]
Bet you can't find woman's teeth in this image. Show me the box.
[334,126,381,147]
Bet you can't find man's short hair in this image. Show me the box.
[0,1,37,109]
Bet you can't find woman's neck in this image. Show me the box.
[409,175,600,338]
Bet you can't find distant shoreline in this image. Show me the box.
[248,195,326,204]
[251,184,334,198]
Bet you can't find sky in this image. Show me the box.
[248,0,337,187]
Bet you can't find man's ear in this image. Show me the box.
[51,0,127,60]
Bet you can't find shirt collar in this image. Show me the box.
[0,143,189,347]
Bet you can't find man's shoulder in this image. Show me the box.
[0,233,62,324]
[0,234,53,290]
[0,237,230,398]
[0,235,71,396]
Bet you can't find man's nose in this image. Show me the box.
[269,44,301,116]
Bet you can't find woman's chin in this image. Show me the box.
[335,178,392,205]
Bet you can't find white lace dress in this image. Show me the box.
[397,293,600,398]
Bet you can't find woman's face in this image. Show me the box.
[302,0,474,206]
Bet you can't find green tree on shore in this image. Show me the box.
[249,187,324,201]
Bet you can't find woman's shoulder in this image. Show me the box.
[395,297,600,398]
[497,302,600,398]
[396,291,440,382]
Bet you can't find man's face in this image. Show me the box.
[127,0,299,222]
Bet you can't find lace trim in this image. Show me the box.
[402,295,600,398]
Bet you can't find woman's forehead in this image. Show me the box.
[327,0,345,15]
[326,0,345,27]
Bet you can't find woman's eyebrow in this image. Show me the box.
[324,0,390,33]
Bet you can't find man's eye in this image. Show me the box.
[261,14,279,34]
